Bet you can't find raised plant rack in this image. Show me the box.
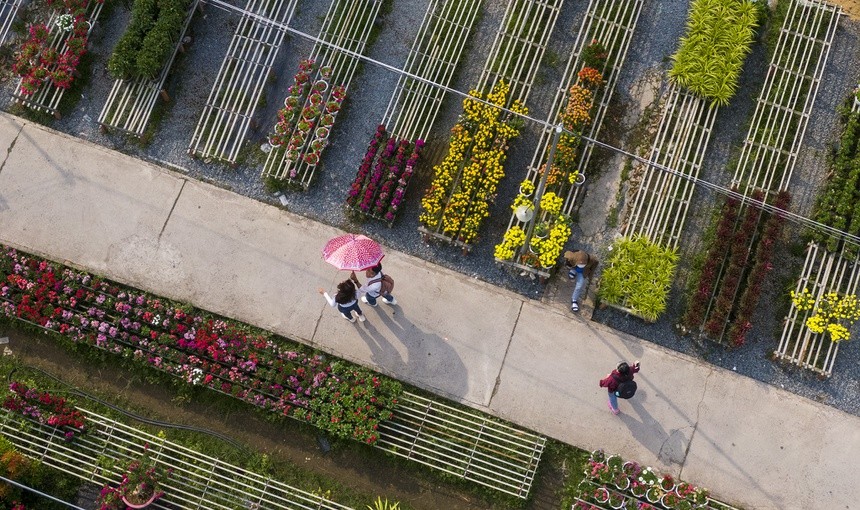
[0,407,354,510]
[345,0,483,225]
[623,85,719,249]
[187,0,297,165]
[0,0,23,45]
[693,0,839,345]
[374,391,546,500]
[776,243,860,376]
[496,0,644,278]
[96,0,201,138]
[9,0,105,118]
[417,0,562,250]
[261,0,384,188]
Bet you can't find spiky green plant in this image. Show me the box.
[598,235,678,322]
[668,0,760,106]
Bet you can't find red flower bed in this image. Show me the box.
[0,247,401,443]
[3,381,86,440]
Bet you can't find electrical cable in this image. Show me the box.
[198,0,860,249]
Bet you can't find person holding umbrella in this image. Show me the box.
[319,234,385,323]
[318,280,365,322]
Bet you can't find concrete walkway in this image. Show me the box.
[0,113,855,510]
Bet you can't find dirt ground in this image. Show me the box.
[0,324,565,510]
[831,0,860,18]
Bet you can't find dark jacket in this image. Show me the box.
[599,365,640,392]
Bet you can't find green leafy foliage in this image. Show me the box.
[598,235,678,322]
[668,0,760,105]
[108,0,193,79]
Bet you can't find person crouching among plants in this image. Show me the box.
[564,249,598,312]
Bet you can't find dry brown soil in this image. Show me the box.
[833,0,860,18]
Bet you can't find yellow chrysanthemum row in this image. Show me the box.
[794,288,860,343]
[494,226,526,260]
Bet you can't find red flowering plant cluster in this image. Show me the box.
[96,446,170,510]
[685,189,791,346]
[0,246,402,444]
[574,450,711,510]
[346,124,424,224]
[12,0,100,96]
[2,381,86,441]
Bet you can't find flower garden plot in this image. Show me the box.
[418,80,528,249]
[418,0,561,250]
[0,246,402,445]
[0,407,355,510]
[261,0,384,188]
[96,0,201,138]
[571,450,742,510]
[597,235,678,323]
[0,0,24,45]
[684,0,839,346]
[10,0,106,118]
[187,0,297,165]
[776,244,860,376]
[495,0,644,278]
[344,0,482,225]
[374,391,546,500]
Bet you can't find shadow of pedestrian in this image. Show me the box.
[620,393,687,467]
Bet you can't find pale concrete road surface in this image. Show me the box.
[0,113,855,509]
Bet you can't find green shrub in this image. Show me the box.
[668,0,760,105]
[108,0,192,79]
[598,235,678,322]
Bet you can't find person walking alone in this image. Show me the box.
[350,263,396,307]
[318,279,366,322]
[599,360,640,415]
[564,249,596,312]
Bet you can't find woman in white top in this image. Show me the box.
[350,263,396,306]
[318,279,365,322]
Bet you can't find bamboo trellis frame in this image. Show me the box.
[776,243,860,376]
[0,407,354,510]
[698,0,840,343]
[374,392,546,500]
[382,0,484,143]
[9,0,104,118]
[261,0,383,187]
[418,0,563,248]
[96,0,201,137]
[187,0,297,164]
[0,0,23,45]
[623,85,718,249]
[497,0,644,278]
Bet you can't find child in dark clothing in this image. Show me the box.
[599,360,640,414]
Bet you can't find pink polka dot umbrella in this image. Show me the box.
[322,234,384,271]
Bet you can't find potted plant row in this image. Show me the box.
[2,380,87,440]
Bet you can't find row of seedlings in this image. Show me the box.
[599,0,760,322]
[0,0,24,44]
[96,0,202,137]
[345,0,484,225]
[9,0,107,118]
[418,0,562,251]
[683,0,840,346]
[260,0,384,189]
[187,0,298,165]
[0,246,547,497]
[375,391,547,500]
[776,96,860,376]
[0,406,355,510]
[495,0,644,278]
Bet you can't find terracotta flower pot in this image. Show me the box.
[122,491,157,509]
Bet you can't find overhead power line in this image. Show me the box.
[199,0,860,248]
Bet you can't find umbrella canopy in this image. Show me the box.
[322,234,384,271]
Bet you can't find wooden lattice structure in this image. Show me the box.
[97,0,201,137]
[188,0,297,164]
